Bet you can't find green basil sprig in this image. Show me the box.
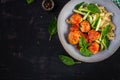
[59,55,81,66]
[73,2,101,20]
[48,17,57,41]
[74,2,85,10]
[100,24,110,50]
[87,3,101,13]
[26,0,34,4]
[79,36,92,57]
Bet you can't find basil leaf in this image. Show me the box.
[80,48,92,57]
[26,0,34,4]
[48,17,57,41]
[59,55,81,66]
[100,23,110,40]
[79,36,91,57]
[100,24,110,50]
[59,55,75,66]
[74,2,85,10]
[87,3,101,13]
[79,36,90,48]
[79,36,85,47]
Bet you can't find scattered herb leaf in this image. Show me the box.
[100,23,110,50]
[26,0,34,4]
[48,17,57,41]
[59,55,81,66]
[100,23,110,40]
[87,3,101,13]
[74,2,85,10]
[102,37,109,49]
[80,48,92,57]
[79,36,90,48]
[79,36,91,57]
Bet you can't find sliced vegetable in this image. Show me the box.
[87,15,93,24]
[83,11,90,20]
[100,23,110,40]
[91,16,101,30]
[101,36,109,49]
[73,9,86,15]
[79,8,90,12]
[99,23,110,50]
[92,14,97,23]
[95,16,101,31]
[100,42,104,50]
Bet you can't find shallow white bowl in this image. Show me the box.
[57,0,120,62]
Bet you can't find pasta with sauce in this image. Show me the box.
[66,2,115,56]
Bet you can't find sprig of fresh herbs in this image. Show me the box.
[100,24,110,40]
[74,2,85,10]
[48,17,57,41]
[87,3,101,13]
[59,55,81,66]
[74,2,101,14]
[100,23,110,50]
[26,0,34,4]
[79,36,92,57]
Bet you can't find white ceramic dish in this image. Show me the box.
[57,0,120,62]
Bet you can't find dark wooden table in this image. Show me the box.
[1,0,120,80]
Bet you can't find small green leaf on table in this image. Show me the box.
[59,55,81,66]
[48,17,57,41]
[26,0,34,4]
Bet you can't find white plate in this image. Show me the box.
[57,0,120,62]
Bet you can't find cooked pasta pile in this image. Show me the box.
[98,5,115,40]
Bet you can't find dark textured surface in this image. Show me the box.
[1,0,120,80]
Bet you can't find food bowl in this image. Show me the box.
[57,0,120,62]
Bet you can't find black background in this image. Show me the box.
[1,0,120,80]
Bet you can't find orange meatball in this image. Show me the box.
[88,30,101,42]
[70,25,79,31]
[68,31,81,44]
[70,13,83,24]
[80,20,91,32]
[88,42,100,54]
